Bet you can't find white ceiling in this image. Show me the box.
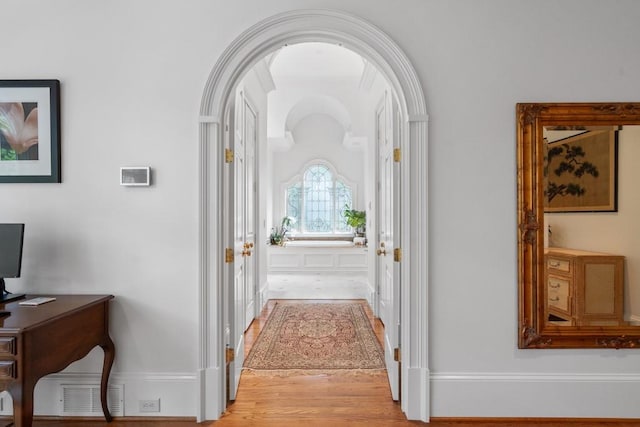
[264,42,375,151]
[269,42,365,80]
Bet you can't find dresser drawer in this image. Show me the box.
[547,257,570,273]
[548,276,570,312]
[0,361,16,379]
[0,337,16,356]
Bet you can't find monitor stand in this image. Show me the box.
[0,278,25,304]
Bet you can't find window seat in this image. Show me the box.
[267,242,368,274]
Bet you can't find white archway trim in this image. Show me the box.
[198,9,429,422]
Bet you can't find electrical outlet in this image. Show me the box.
[139,399,160,413]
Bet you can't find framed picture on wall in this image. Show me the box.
[0,80,61,183]
[544,127,618,212]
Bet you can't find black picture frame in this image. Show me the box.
[0,80,61,183]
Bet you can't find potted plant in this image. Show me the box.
[343,205,366,237]
[270,216,295,245]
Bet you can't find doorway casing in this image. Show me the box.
[198,9,429,422]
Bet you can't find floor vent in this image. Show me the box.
[60,384,124,416]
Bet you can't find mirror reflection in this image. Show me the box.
[543,125,640,327]
[517,103,640,348]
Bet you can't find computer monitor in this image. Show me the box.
[0,223,26,303]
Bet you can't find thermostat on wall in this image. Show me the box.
[120,167,151,186]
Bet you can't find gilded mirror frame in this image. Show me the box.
[517,102,640,349]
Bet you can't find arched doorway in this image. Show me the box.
[197,9,429,422]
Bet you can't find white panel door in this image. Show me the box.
[243,98,257,331]
[228,94,246,401]
[377,92,401,401]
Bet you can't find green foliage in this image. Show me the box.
[1,114,15,160]
[343,205,366,229]
[270,216,295,245]
[1,147,17,161]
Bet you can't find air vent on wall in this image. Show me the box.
[60,384,124,417]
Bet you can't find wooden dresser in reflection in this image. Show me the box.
[545,248,625,326]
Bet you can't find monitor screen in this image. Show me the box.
[0,223,25,279]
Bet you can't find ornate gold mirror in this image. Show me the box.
[517,102,640,348]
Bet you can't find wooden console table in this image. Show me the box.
[0,295,115,427]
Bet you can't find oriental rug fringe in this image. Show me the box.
[244,302,385,371]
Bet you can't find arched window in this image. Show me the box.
[285,163,353,234]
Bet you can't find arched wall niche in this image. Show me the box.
[198,9,429,422]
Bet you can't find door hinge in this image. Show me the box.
[394,247,402,262]
[226,347,235,364]
[394,347,401,362]
[225,148,234,163]
[393,148,401,162]
[225,248,234,263]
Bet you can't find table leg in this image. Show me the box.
[10,380,35,427]
[100,335,115,422]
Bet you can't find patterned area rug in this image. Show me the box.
[244,303,385,370]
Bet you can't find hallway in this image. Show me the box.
[214,299,418,426]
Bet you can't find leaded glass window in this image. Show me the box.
[334,181,352,232]
[285,163,352,234]
[286,183,302,227]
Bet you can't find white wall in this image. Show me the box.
[2,0,640,419]
[546,126,640,322]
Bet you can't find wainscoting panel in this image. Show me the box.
[303,254,334,268]
[268,245,368,274]
[337,253,369,267]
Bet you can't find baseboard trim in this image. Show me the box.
[432,372,640,382]
[431,417,640,424]
[31,416,197,422]
[431,372,640,418]
[7,372,199,418]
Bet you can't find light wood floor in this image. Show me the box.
[11,299,640,426]
[214,299,409,426]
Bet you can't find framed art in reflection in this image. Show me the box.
[544,127,617,212]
